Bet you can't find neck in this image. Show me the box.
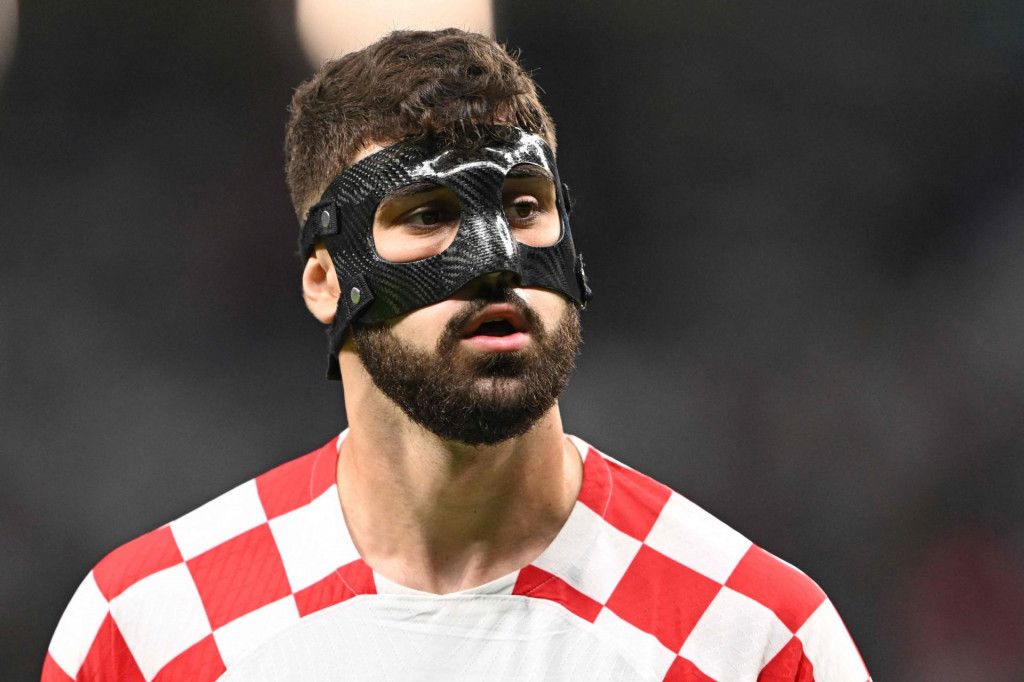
[336,352,581,594]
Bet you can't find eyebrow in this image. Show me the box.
[379,181,446,208]
[506,165,554,182]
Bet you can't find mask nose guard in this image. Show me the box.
[318,194,528,381]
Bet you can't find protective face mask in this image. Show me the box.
[300,127,591,379]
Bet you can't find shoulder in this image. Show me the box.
[94,437,338,600]
[584,441,825,618]
[43,437,341,682]
[570,439,870,681]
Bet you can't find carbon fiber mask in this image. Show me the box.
[299,127,592,380]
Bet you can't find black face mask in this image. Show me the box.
[300,127,591,379]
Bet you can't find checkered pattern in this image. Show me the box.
[44,435,870,681]
[514,446,871,681]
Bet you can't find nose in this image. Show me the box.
[481,271,519,287]
[455,270,522,300]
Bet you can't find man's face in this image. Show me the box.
[344,142,582,446]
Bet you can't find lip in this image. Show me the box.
[458,303,531,352]
[459,303,530,337]
[460,332,531,352]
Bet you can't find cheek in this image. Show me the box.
[519,289,571,330]
[387,300,464,349]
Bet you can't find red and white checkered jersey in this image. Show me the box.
[43,433,871,681]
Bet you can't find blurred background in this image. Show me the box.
[3,0,1024,679]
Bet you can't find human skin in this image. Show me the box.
[300,143,583,595]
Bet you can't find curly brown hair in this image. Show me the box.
[284,29,557,224]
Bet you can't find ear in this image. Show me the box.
[302,245,340,324]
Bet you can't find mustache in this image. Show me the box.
[441,285,543,345]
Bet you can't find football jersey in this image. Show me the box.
[43,433,871,681]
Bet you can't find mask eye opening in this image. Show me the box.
[369,180,463,264]
[502,162,563,248]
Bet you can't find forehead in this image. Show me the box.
[337,130,557,197]
[351,141,388,165]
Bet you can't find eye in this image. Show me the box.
[373,185,462,262]
[500,168,561,247]
[404,204,457,229]
[505,196,541,222]
[409,208,442,226]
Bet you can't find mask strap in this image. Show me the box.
[324,273,375,380]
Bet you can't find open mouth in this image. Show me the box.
[468,319,519,337]
[459,304,530,341]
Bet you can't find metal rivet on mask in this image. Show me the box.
[350,287,361,305]
[320,210,330,229]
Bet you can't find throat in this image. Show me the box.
[336,427,582,595]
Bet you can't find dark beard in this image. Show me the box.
[352,289,582,446]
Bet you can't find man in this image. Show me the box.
[43,29,871,681]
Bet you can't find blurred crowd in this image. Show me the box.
[2,1,1023,679]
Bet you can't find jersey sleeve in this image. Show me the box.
[751,597,870,682]
[720,544,870,682]
[42,571,145,682]
[790,598,871,682]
